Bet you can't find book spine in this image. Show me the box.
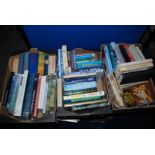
[123,44,134,61]
[64,91,104,103]
[67,51,72,73]
[38,51,45,75]
[119,45,130,62]
[42,77,48,114]
[76,53,95,61]
[33,75,42,117]
[29,52,38,73]
[30,74,38,115]
[62,45,69,75]
[18,53,24,74]
[48,74,57,111]
[8,75,21,114]
[64,87,97,96]
[14,70,28,116]
[12,55,19,73]
[44,54,48,75]
[7,75,16,108]
[23,52,29,71]
[128,45,140,61]
[110,42,124,64]
[104,45,113,74]
[48,55,52,75]
[38,75,46,110]
[72,102,110,111]
[72,49,76,70]
[64,81,97,91]
[135,46,145,60]
[57,78,62,108]
[52,55,56,73]
[22,73,36,118]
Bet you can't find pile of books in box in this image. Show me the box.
[57,46,109,114]
[0,42,155,122]
[102,42,155,109]
[1,48,57,121]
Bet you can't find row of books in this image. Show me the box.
[11,48,56,75]
[103,42,155,109]
[3,49,57,120]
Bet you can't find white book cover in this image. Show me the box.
[38,76,46,110]
[14,70,28,116]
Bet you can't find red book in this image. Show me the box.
[124,44,134,62]
[33,74,42,117]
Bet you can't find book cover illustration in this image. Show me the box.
[123,80,155,107]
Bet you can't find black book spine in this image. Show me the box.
[119,45,130,62]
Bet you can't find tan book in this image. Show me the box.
[12,55,19,73]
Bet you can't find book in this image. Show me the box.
[44,54,48,75]
[14,70,29,116]
[48,54,56,74]
[64,91,105,104]
[8,75,21,114]
[57,49,62,78]
[23,52,29,71]
[33,75,42,117]
[57,78,63,108]
[38,51,45,75]
[119,44,131,62]
[18,53,24,74]
[122,80,155,107]
[62,45,69,75]
[12,55,19,73]
[110,42,124,64]
[29,49,38,73]
[22,73,36,118]
[64,81,97,92]
[104,45,113,74]
[30,74,38,116]
[123,44,135,62]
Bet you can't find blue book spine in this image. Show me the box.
[7,75,16,108]
[44,54,48,75]
[76,53,95,61]
[64,77,95,85]
[18,53,24,74]
[58,49,62,78]
[8,75,21,114]
[104,45,113,74]
[60,49,64,76]
[23,52,29,71]
[71,49,76,70]
[22,73,36,118]
[111,42,124,64]
[29,52,38,74]
[64,81,97,91]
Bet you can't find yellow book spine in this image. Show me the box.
[38,51,45,75]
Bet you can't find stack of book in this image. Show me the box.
[57,45,109,113]
[3,48,57,120]
[102,42,155,109]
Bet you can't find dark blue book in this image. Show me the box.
[23,52,29,71]
[22,73,36,118]
[18,53,24,74]
[44,54,48,75]
[30,74,38,116]
[29,52,38,74]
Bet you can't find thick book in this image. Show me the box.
[57,78,63,108]
[22,73,36,118]
[62,45,69,75]
[14,70,29,117]
[29,51,38,74]
[122,80,155,107]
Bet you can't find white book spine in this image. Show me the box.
[57,78,62,108]
[48,55,52,75]
[14,70,28,116]
[135,46,145,60]
[43,77,48,113]
[38,76,46,110]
